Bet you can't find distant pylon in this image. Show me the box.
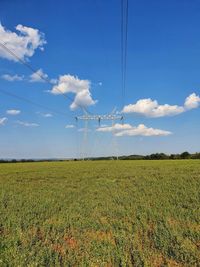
[75,114,123,126]
[75,109,123,160]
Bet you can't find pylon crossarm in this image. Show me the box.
[76,114,123,121]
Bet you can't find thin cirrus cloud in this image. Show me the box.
[16,120,39,127]
[51,74,97,110]
[0,117,7,125]
[97,123,171,137]
[6,109,21,115]
[41,113,53,118]
[122,93,200,118]
[78,128,91,132]
[1,74,24,81]
[0,23,46,61]
[36,112,53,118]
[65,124,75,129]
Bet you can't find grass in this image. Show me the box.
[0,160,199,266]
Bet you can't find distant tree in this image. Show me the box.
[191,153,200,159]
[180,151,190,159]
[159,153,169,159]
[147,153,168,160]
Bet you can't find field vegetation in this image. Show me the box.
[0,160,199,266]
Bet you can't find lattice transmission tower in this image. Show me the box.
[75,110,124,160]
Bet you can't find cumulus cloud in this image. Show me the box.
[184,93,200,110]
[6,109,21,115]
[115,124,171,137]
[97,123,171,137]
[16,120,39,127]
[65,124,75,129]
[51,74,97,110]
[0,23,46,61]
[122,99,184,117]
[97,123,132,132]
[122,93,200,117]
[1,74,24,81]
[29,69,57,83]
[29,69,48,82]
[0,117,7,125]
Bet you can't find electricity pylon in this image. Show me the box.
[75,109,124,160]
[75,114,123,126]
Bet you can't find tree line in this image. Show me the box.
[118,151,200,160]
[0,151,200,163]
[89,151,200,160]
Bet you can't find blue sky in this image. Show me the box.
[0,0,200,158]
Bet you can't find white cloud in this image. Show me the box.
[50,78,57,84]
[16,120,39,127]
[29,69,56,83]
[42,113,52,118]
[51,74,97,110]
[122,99,184,117]
[97,123,171,137]
[122,93,200,117]
[0,117,7,125]
[184,93,200,110]
[1,74,24,81]
[36,112,52,117]
[97,123,132,132]
[29,69,48,82]
[78,128,91,132]
[115,124,171,137]
[6,109,21,115]
[0,23,46,61]
[99,124,108,127]
[65,124,75,129]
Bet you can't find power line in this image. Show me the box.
[0,88,70,118]
[121,0,124,105]
[0,41,92,114]
[121,0,129,109]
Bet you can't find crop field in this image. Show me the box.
[0,160,200,266]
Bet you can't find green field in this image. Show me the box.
[0,160,199,266]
